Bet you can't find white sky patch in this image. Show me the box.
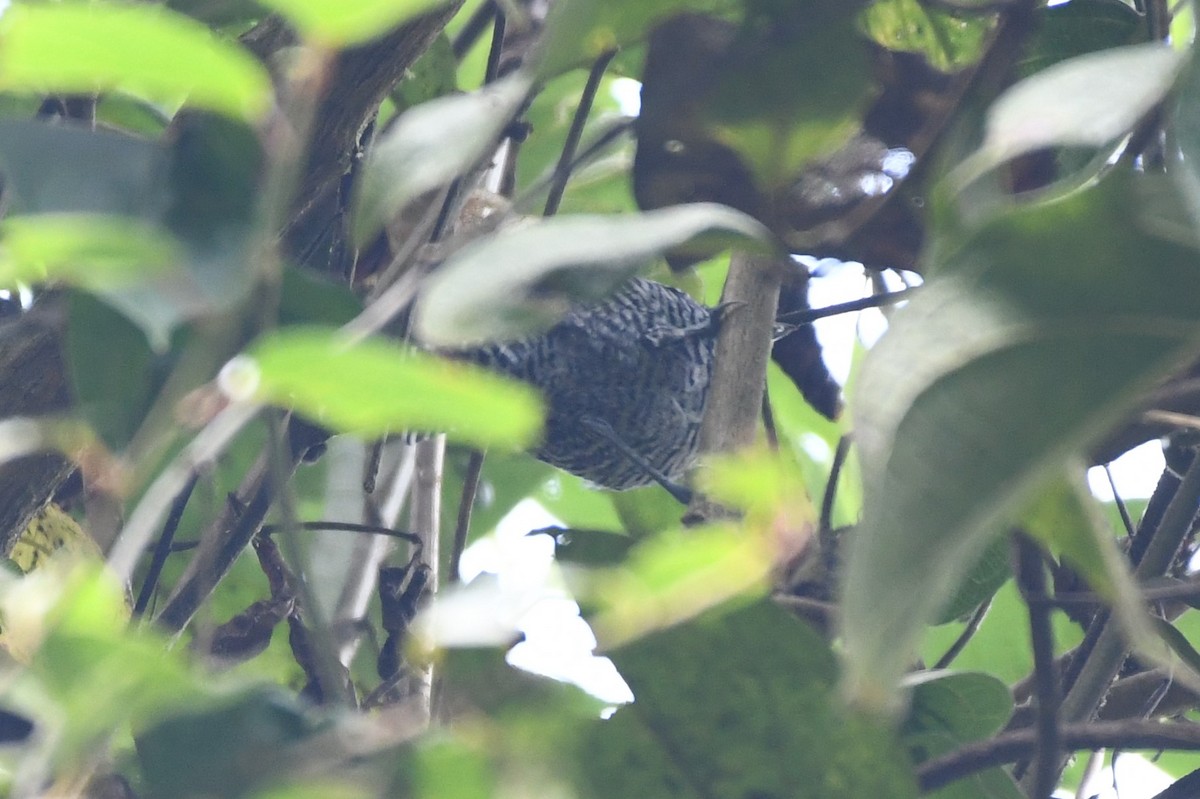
[610,77,641,117]
[459,497,634,705]
[1088,440,1165,502]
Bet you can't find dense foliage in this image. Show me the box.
[0,0,1198,797]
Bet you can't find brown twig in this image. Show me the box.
[917,721,1200,793]
[1013,533,1062,795]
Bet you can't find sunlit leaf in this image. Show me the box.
[256,0,447,46]
[0,214,177,289]
[586,523,773,648]
[860,0,995,73]
[245,327,543,449]
[0,3,271,121]
[841,172,1200,712]
[353,71,532,245]
[413,203,776,347]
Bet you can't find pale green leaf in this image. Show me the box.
[0,214,178,289]
[413,203,776,347]
[841,173,1200,712]
[955,43,1183,185]
[246,327,543,449]
[352,71,532,245]
[256,0,447,46]
[0,3,271,121]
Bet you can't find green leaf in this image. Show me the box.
[255,0,447,46]
[413,203,776,347]
[902,671,1019,799]
[536,0,739,79]
[841,172,1200,712]
[1020,0,1146,78]
[0,214,178,289]
[577,601,918,799]
[0,3,271,121]
[934,536,1010,625]
[956,43,1183,185]
[353,71,532,245]
[66,291,159,451]
[137,688,319,799]
[245,326,543,449]
[0,121,169,218]
[860,0,995,74]
[586,523,773,648]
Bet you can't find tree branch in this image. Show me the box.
[684,252,785,523]
[917,721,1200,793]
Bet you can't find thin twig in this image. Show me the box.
[483,9,506,84]
[819,435,852,550]
[932,597,992,670]
[542,49,617,218]
[133,472,200,617]
[449,450,485,583]
[1106,463,1137,537]
[774,287,916,326]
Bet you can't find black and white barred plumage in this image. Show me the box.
[464,277,716,490]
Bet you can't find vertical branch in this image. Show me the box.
[1014,533,1062,797]
[408,434,445,720]
[449,450,485,584]
[684,252,784,522]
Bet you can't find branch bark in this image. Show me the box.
[684,251,784,523]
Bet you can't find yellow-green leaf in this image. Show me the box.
[0,3,272,121]
[256,0,447,47]
[245,327,543,449]
[0,214,178,289]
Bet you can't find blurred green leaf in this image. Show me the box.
[957,43,1182,185]
[255,0,446,46]
[0,3,271,121]
[0,564,206,772]
[586,522,773,647]
[842,172,1200,712]
[0,121,168,218]
[413,203,776,347]
[247,327,544,449]
[1020,474,1114,598]
[137,688,319,799]
[578,601,918,799]
[353,71,531,245]
[66,291,160,451]
[0,214,178,289]
[1020,0,1146,77]
[279,266,363,327]
[536,0,739,79]
[413,737,495,799]
[934,536,1010,625]
[861,0,994,73]
[390,32,458,114]
[902,671,1019,799]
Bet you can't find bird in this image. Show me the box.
[460,277,718,499]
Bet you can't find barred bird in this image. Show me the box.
[463,277,718,500]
